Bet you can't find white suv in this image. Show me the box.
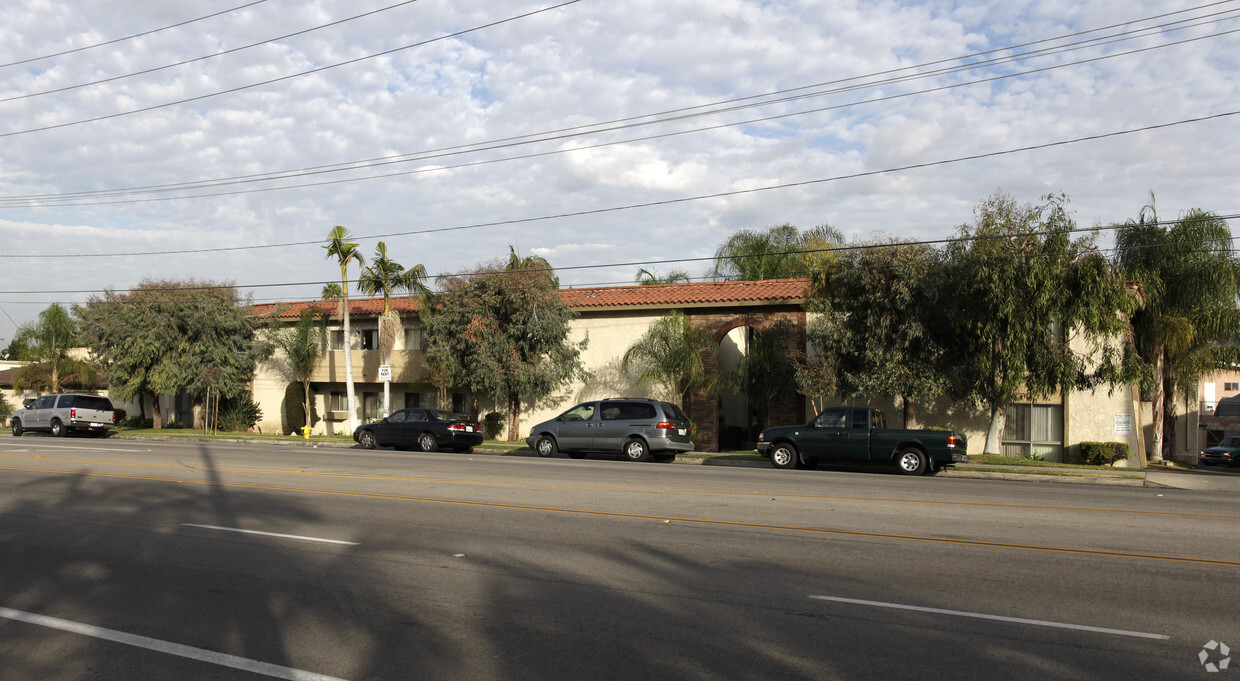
[11,393,117,437]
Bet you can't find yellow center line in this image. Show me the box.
[1,463,1238,568]
[0,453,1237,520]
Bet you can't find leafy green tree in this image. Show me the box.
[621,310,719,405]
[635,268,692,285]
[942,192,1136,454]
[323,226,365,432]
[1115,202,1240,461]
[811,239,945,427]
[78,280,270,429]
[710,223,844,281]
[270,308,326,433]
[423,250,588,440]
[357,241,430,416]
[8,303,97,393]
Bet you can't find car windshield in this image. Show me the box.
[1219,437,1240,447]
[664,403,689,422]
[74,396,114,411]
[429,411,469,422]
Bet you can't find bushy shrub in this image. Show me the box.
[218,392,263,432]
[1080,441,1129,466]
[113,408,127,423]
[483,411,506,439]
[0,394,12,420]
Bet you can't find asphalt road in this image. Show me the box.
[1,435,1237,680]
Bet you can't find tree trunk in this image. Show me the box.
[507,393,522,442]
[1148,350,1166,463]
[152,393,163,430]
[984,404,1006,455]
[902,395,919,429]
[193,396,205,430]
[303,381,313,430]
[342,295,358,432]
[1162,382,1178,463]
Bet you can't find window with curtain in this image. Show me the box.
[1002,403,1064,461]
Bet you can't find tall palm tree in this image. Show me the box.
[635,268,691,286]
[10,303,96,392]
[323,226,365,432]
[271,309,325,433]
[357,241,430,416]
[621,310,719,405]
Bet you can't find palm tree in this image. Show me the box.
[710,223,845,281]
[357,241,430,417]
[10,303,96,392]
[635,268,692,286]
[271,309,325,433]
[323,226,365,432]
[1116,201,1240,462]
[621,310,719,405]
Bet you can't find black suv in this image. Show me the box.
[525,398,694,462]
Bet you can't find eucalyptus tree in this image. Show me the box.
[423,249,587,440]
[357,241,430,416]
[1115,203,1240,461]
[323,226,365,432]
[942,192,1136,455]
[270,308,326,432]
[811,238,945,428]
[9,303,96,393]
[635,267,692,286]
[621,310,719,406]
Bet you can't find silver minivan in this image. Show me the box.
[525,398,694,462]
[11,393,117,437]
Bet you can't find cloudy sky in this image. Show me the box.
[1,0,1237,341]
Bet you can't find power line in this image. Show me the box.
[5,3,1237,205]
[0,0,583,139]
[1,108,1237,260]
[0,0,268,69]
[1,0,424,104]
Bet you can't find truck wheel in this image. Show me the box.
[11,418,22,437]
[50,419,65,437]
[770,443,798,469]
[896,447,928,476]
[535,435,558,458]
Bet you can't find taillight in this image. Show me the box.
[112,413,118,423]
[447,424,466,432]
[947,435,957,447]
[70,408,77,419]
[656,422,675,429]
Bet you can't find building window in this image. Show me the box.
[329,391,347,411]
[1002,403,1064,461]
[359,329,378,351]
[404,392,422,408]
[329,330,345,350]
[1226,382,1239,392]
[404,327,423,351]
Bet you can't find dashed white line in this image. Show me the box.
[0,607,350,681]
[182,524,360,546]
[808,595,1170,641]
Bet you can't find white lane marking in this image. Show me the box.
[0,441,145,452]
[808,595,1170,641]
[182,524,360,546]
[0,606,350,681]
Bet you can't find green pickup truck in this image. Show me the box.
[755,406,968,476]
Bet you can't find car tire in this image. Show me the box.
[896,447,929,476]
[358,430,377,449]
[623,438,651,462]
[535,435,558,458]
[11,419,23,437]
[418,432,438,452]
[567,451,587,459]
[50,419,65,437]
[770,443,798,469]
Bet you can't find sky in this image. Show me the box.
[1,0,1238,344]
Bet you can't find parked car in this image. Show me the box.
[353,408,484,453]
[756,406,967,475]
[1199,437,1240,467]
[525,398,693,462]
[10,393,118,438]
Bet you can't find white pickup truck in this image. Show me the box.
[11,392,117,437]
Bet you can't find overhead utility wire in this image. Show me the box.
[0,0,582,139]
[1,107,1238,265]
[4,4,1236,204]
[4,24,1237,210]
[0,0,268,69]
[0,0,424,103]
[4,213,1240,299]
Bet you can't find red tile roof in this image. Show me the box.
[254,279,809,319]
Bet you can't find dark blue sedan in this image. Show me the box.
[354,408,484,453]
